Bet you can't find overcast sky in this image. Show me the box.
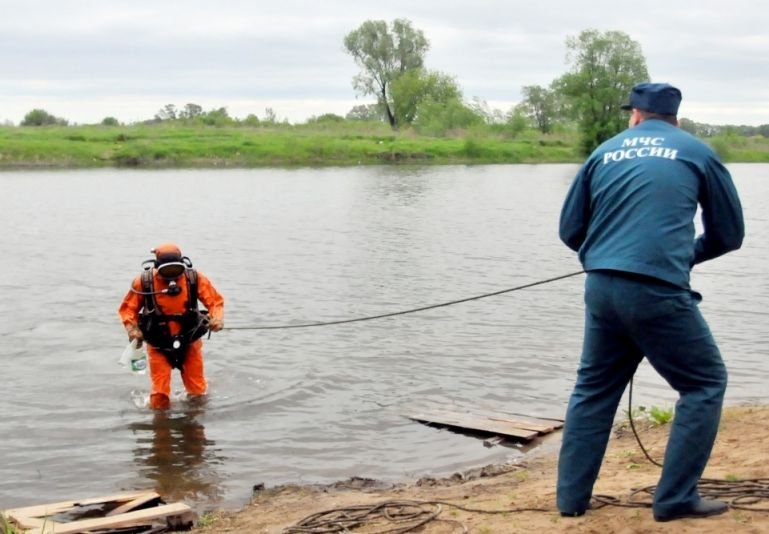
[1,0,768,126]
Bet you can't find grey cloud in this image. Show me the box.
[1,0,768,125]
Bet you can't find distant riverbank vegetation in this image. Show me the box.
[3,22,768,169]
[2,108,767,169]
[0,115,580,168]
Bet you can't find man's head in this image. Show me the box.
[152,242,186,280]
[622,82,681,127]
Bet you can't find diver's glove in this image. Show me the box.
[208,316,224,332]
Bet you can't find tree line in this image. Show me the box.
[14,20,769,156]
[344,22,651,154]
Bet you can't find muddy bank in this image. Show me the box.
[190,405,769,533]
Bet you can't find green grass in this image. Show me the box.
[707,134,769,162]
[0,123,582,168]
[1,513,19,534]
[624,404,674,427]
[647,405,674,426]
[197,512,218,528]
[0,123,766,169]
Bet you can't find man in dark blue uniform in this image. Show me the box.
[557,82,744,522]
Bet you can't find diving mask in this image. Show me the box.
[157,261,186,280]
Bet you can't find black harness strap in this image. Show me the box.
[138,268,209,370]
[186,269,199,311]
[141,269,157,313]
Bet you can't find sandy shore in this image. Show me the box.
[191,405,769,533]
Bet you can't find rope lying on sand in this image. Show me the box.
[592,478,769,512]
[283,499,551,534]
[283,479,769,533]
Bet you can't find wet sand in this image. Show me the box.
[190,405,769,533]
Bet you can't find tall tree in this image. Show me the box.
[21,108,68,126]
[517,85,558,133]
[389,68,461,126]
[344,18,429,128]
[180,103,203,119]
[345,103,384,122]
[155,104,178,121]
[556,29,649,154]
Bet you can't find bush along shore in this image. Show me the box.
[2,122,767,169]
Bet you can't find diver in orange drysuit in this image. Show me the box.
[119,243,224,410]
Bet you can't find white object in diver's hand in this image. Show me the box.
[120,339,147,375]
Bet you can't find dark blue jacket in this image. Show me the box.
[559,119,744,288]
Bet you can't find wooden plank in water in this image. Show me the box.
[408,410,539,441]
[474,407,565,429]
[407,408,564,441]
[483,415,563,434]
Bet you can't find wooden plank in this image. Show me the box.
[2,517,52,530]
[3,491,154,520]
[474,407,566,423]
[407,401,564,427]
[408,411,539,440]
[407,407,564,440]
[474,408,564,430]
[443,406,562,429]
[24,502,193,534]
[483,416,562,433]
[106,491,161,516]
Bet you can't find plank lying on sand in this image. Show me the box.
[3,492,153,525]
[407,408,563,442]
[106,491,161,516]
[2,491,195,534]
[27,503,192,534]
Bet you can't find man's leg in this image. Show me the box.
[630,290,727,519]
[148,347,173,410]
[180,340,207,399]
[557,273,643,515]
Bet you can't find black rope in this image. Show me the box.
[280,379,769,533]
[224,270,585,331]
[282,480,769,533]
[284,499,552,534]
[627,377,664,468]
[234,267,767,531]
[590,379,769,513]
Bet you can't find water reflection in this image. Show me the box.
[129,403,224,505]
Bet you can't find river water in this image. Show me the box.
[0,164,766,512]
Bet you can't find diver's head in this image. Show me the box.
[152,242,186,280]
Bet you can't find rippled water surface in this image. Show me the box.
[1,164,766,511]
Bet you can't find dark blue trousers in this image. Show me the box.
[557,271,727,517]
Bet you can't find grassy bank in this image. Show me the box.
[0,123,579,168]
[1,123,767,169]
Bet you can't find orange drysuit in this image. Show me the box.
[119,270,224,410]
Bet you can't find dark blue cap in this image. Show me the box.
[621,82,682,115]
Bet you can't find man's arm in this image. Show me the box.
[197,272,224,331]
[693,157,745,265]
[559,165,592,252]
[118,277,144,342]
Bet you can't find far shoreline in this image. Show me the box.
[2,122,767,170]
